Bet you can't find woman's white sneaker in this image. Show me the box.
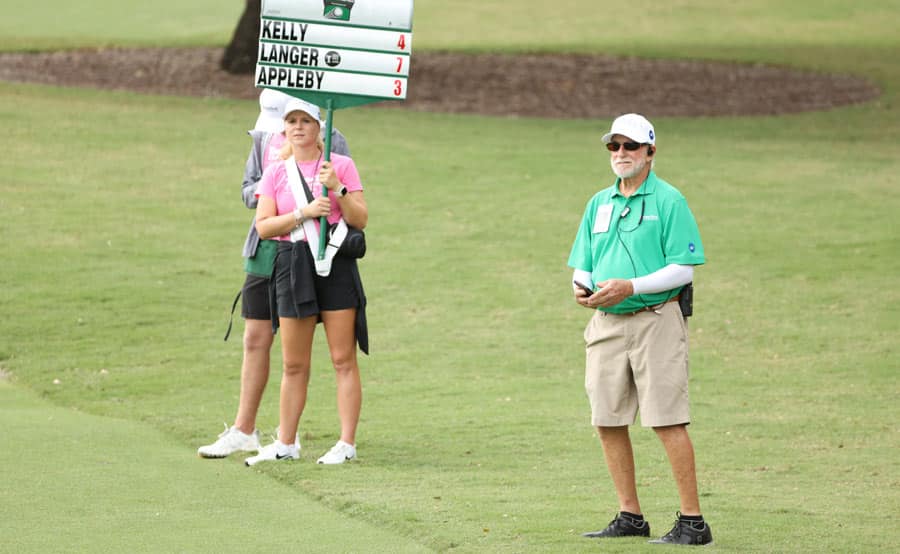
[244,439,300,466]
[317,441,356,464]
[197,424,261,458]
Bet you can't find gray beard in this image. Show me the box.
[610,157,646,179]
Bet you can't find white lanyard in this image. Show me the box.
[283,157,348,276]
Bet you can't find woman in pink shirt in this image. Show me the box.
[246,98,368,466]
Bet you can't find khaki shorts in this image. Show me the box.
[583,301,690,427]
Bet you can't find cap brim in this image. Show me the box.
[283,109,324,127]
[602,130,649,144]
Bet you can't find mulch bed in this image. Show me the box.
[0,47,881,118]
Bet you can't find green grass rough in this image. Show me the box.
[1,0,898,552]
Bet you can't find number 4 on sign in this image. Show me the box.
[397,34,406,50]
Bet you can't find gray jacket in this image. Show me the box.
[241,129,350,258]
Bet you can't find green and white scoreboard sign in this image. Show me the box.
[256,0,413,108]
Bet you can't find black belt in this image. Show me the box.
[618,294,680,315]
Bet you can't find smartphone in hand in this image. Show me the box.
[573,280,595,296]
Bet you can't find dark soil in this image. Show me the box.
[0,47,881,118]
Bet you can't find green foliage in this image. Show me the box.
[1,1,899,552]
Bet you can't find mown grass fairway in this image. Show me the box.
[0,382,429,553]
[1,1,898,552]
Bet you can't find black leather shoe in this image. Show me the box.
[649,514,713,546]
[582,513,650,538]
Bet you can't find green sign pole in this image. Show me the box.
[318,98,334,260]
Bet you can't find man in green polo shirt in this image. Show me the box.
[568,113,712,546]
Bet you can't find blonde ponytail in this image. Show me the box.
[279,140,292,160]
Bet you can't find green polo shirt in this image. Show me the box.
[568,171,705,314]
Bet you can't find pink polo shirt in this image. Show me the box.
[262,132,286,171]
[257,153,363,241]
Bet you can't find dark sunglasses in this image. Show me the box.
[606,141,646,152]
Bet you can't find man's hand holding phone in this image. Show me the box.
[574,280,595,296]
[574,280,597,308]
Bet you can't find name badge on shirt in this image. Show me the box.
[593,204,613,233]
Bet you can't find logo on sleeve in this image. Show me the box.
[688,242,696,252]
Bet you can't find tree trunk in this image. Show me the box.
[221,0,262,74]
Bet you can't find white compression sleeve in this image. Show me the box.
[630,264,694,295]
[572,269,593,290]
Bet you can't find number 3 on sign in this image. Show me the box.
[393,80,403,96]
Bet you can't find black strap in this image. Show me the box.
[223,289,242,341]
[296,164,315,203]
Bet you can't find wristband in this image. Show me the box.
[293,208,304,226]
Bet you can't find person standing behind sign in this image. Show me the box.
[197,89,350,459]
[245,97,368,466]
[568,114,712,545]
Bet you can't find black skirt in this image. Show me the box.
[270,240,369,354]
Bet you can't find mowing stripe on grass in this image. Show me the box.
[0,382,430,554]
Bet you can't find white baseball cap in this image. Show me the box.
[601,113,656,145]
[254,89,294,133]
[283,98,324,126]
